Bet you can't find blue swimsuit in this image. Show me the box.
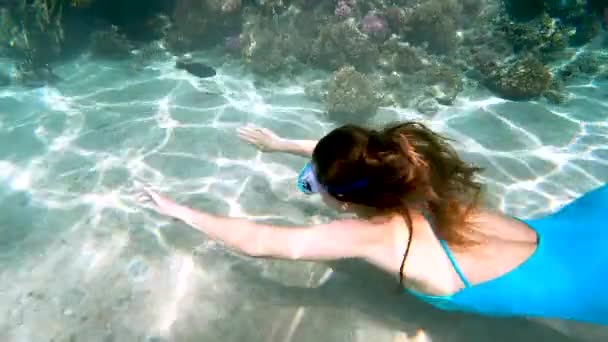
[407,184,608,325]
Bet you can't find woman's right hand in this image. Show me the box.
[237,124,284,152]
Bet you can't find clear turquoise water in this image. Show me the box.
[1,44,608,341]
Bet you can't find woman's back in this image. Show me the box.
[399,209,539,296]
[381,184,608,324]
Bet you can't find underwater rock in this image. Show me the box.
[415,96,440,115]
[311,19,379,72]
[420,65,463,105]
[324,65,379,123]
[90,26,133,59]
[131,42,171,70]
[542,77,568,104]
[484,55,552,101]
[304,80,327,102]
[543,89,567,104]
[175,60,217,78]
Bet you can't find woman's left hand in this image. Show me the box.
[136,186,182,218]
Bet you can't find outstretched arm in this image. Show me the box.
[139,188,377,261]
[238,125,318,158]
[272,138,317,158]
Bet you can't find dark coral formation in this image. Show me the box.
[310,19,380,72]
[90,26,134,59]
[558,52,601,80]
[165,0,242,53]
[480,55,553,100]
[0,72,11,87]
[401,0,463,55]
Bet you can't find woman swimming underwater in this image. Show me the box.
[137,121,608,325]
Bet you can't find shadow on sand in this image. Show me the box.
[227,256,600,342]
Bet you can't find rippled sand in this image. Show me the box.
[0,50,607,342]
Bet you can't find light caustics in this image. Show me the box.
[0,54,606,342]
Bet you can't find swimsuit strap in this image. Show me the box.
[438,239,472,288]
[421,210,472,288]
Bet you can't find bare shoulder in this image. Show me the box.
[344,215,414,276]
[470,209,538,243]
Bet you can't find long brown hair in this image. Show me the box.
[312,121,485,249]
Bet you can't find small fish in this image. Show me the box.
[175,60,217,78]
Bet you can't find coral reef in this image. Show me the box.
[0,0,604,113]
[324,65,379,123]
[419,64,464,105]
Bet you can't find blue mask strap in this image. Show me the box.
[326,179,369,195]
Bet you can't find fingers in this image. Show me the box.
[142,187,165,205]
[131,180,159,203]
[237,129,258,141]
[238,126,261,139]
[238,128,264,148]
[135,190,164,214]
[136,191,155,205]
[238,124,272,138]
[237,124,258,135]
